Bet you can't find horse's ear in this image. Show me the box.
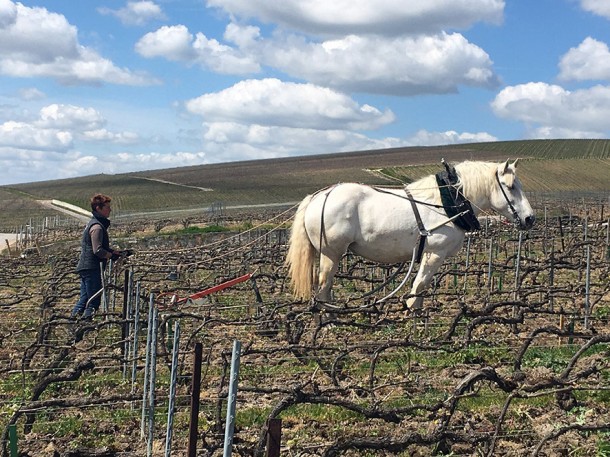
[499,159,510,175]
[512,158,520,169]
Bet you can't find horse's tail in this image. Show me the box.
[286,194,316,299]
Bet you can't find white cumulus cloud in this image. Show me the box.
[82,129,140,144]
[0,0,17,28]
[0,0,158,85]
[263,31,497,95]
[206,0,504,36]
[98,1,166,26]
[185,78,395,130]
[184,78,401,161]
[0,104,139,155]
[558,37,610,81]
[36,104,106,130]
[135,24,260,74]
[580,0,610,19]
[491,82,610,136]
[183,79,495,163]
[137,22,498,95]
[0,121,73,151]
[406,129,497,146]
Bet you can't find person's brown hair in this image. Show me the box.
[90,194,112,212]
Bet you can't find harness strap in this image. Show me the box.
[495,170,522,227]
[318,185,338,254]
[404,188,427,264]
[372,186,445,209]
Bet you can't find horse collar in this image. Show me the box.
[435,165,481,232]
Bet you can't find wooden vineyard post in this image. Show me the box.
[266,418,282,457]
[188,343,203,457]
[606,217,610,261]
[549,241,555,312]
[558,216,565,251]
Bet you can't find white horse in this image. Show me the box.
[286,159,535,309]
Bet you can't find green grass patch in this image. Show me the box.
[522,344,609,373]
[388,345,514,369]
[30,411,85,436]
[172,225,231,235]
[238,406,273,427]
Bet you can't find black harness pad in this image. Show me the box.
[435,170,481,232]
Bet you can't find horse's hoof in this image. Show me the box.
[405,297,423,311]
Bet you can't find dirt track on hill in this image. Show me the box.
[36,200,89,223]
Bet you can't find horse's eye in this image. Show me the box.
[503,181,514,191]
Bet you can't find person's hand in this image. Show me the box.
[120,249,134,257]
[110,252,121,261]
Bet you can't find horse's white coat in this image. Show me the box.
[286,160,535,308]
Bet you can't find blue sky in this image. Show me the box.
[1,0,610,185]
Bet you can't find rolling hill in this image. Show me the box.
[0,139,609,230]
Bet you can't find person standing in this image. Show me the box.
[71,193,122,319]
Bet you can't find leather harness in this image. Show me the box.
[405,159,480,264]
[434,160,481,232]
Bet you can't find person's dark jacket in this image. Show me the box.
[76,212,111,272]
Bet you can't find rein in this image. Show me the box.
[371,186,445,209]
[495,170,522,228]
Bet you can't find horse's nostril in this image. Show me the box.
[525,215,536,227]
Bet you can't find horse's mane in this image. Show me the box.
[454,161,503,202]
[407,160,505,204]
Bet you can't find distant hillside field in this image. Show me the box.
[1,140,609,229]
[380,158,610,192]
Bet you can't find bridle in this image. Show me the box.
[495,170,523,228]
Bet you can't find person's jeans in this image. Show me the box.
[71,269,102,318]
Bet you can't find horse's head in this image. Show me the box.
[490,159,535,230]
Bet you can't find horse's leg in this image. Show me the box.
[316,252,340,302]
[406,251,446,310]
